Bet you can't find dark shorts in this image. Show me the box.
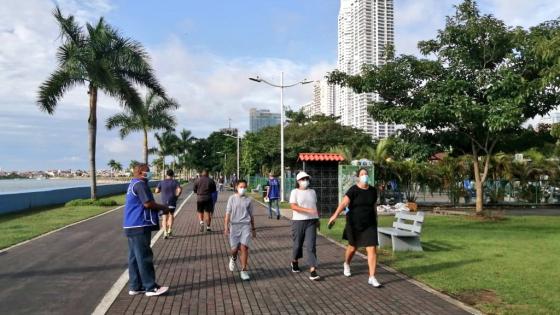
[197,200,214,213]
[343,224,378,247]
[162,206,176,215]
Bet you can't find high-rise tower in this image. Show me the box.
[336,0,395,138]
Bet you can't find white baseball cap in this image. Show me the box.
[296,171,311,181]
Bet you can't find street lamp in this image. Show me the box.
[249,72,313,202]
[222,131,240,180]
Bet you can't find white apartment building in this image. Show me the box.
[302,79,336,117]
[336,0,396,138]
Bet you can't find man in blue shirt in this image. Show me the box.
[266,172,281,220]
[155,169,182,239]
[123,163,169,297]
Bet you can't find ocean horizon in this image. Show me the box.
[0,178,126,195]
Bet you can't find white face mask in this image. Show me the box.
[359,175,369,184]
[238,188,246,195]
[299,180,309,189]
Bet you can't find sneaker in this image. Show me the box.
[240,270,250,281]
[229,256,237,272]
[343,262,351,277]
[168,229,173,237]
[309,270,320,281]
[291,261,300,273]
[276,214,280,220]
[199,221,204,232]
[128,289,145,296]
[206,226,212,232]
[368,276,382,288]
[145,286,169,297]
[163,231,169,239]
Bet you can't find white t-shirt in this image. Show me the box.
[289,188,319,220]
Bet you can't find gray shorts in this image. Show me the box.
[229,223,252,249]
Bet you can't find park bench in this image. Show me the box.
[378,211,425,251]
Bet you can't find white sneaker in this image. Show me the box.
[343,263,351,277]
[368,276,381,288]
[145,286,169,296]
[229,256,237,272]
[199,221,204,232]
[240,270,250,281]
[128,289,145,295]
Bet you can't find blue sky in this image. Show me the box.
[1,0,559,171]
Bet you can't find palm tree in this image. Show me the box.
[150,130,180,179]
[176,129,195,178]
[106,90,178,165]
[37,7,165,199]
[107,159,119,177]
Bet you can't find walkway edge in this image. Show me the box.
[92,192,193,315]
[318,231,484,315]
[0,205,124,254]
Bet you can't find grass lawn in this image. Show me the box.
[320,215,560,315]
[0,194,125,250]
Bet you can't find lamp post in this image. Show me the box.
[222,131,240,180]
[249,73,313,201]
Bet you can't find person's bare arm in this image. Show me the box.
[224,213,230,235]
[290,203,316,214]
[143,200,167,211]
[328,196,350,224]
[175,186,183,197]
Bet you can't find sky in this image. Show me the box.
[1,0,560,171]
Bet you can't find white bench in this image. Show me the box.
[378,211,425,251]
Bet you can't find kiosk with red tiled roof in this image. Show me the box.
[297,153,345,216]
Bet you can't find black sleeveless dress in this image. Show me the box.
[342,185,378,247]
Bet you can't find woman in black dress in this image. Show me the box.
[328,168,381,287]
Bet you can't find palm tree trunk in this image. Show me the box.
[88,84,98,199]
[143,128,149,165]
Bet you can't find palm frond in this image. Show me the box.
[37,69,83,114]
[53,7,84,46]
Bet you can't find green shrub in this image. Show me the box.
[65,199,118,207]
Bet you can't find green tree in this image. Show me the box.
[329,0,560,212]
[37,8,165,199]
[106,90,178,164]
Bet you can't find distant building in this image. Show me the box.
[219,127,238,136]
[249,108,281,132]
[302,79,337,118]
[337,0,396,139]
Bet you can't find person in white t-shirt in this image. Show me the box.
[289,171,320,281]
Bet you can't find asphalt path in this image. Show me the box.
[0,183,192,315]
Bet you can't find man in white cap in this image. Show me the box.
[288,171,320,281]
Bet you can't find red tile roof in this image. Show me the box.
[298,153,345,162]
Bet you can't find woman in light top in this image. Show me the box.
[328,168,381,287]
[289,171,320,281]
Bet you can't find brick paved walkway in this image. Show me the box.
[107,192,473,315]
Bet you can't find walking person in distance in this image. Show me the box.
[194,170,217,232]
[289,171,320,281]
[224,180,256,281]
[328,168,381,288]
[266,172,281,219]
[155,169,182,239]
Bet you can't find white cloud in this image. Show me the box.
[149,37,333,137]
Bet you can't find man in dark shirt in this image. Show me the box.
[194,170,217,232]
[155,169,182,239]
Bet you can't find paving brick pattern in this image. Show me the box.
[107,192,471,315]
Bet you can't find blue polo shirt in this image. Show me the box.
[123,178,159,232]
